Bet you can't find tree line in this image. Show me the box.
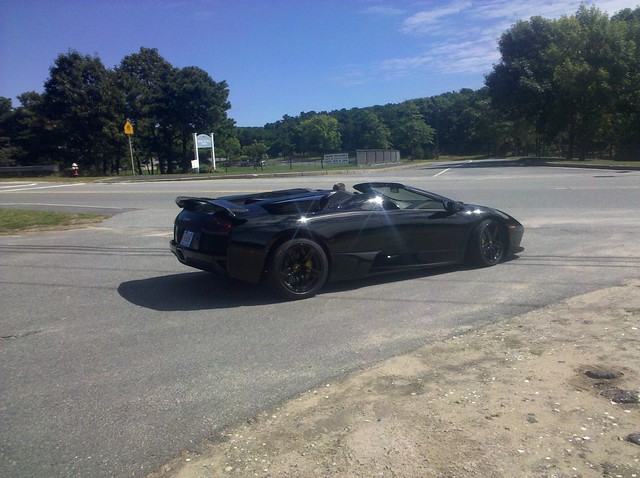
[0,47,236,175]
[1,5,638,175]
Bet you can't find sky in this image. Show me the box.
[1,0,637,127]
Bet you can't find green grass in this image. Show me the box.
[0,208,108,233]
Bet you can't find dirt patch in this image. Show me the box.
[152,281,640,478]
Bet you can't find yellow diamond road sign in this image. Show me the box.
[124,121,134,135]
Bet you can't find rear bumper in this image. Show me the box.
[170,240,227,275]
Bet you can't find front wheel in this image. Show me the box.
[267,238,329,300]
[467,219,505,267]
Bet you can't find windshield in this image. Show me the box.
[362,185,446,210]
[323,184,446,211]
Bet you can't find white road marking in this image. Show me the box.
[0,182,38,189]
[0,183,86,192]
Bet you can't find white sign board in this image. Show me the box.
[196,134,212,148]
[324,153,349,165]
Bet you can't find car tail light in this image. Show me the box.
[209,215,233,233]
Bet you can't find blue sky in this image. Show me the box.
[1,0,637,126]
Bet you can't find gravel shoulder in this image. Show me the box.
[152,281,640,478]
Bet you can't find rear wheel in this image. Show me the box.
[467,219,505,267]
[267,238,328,300]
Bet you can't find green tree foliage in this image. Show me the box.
[116,49,234,174]
[610,8,640,159]
[39,51,126,173]
[487,6,640,160]
[262,115,300,157]
[391,103,434,159]
[338,109,390,151]
[0,96,17,166]
[550,6,620,160]
[9,92,52,166]
[4,47,233,175]
[298,115,341,156]
[0,97,15,165]
[0,94,40,166]
[160,66,234,171]
[243,140,268,165]
[116,47,176,173]
[218,136,242,161]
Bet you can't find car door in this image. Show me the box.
[379,203,469,265]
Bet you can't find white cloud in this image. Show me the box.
[380,35,500,78]
[594,0,640,13]
[470,0,577,21]
[344,0,639,87]
[401,1,473,33]
[361,5,406,16]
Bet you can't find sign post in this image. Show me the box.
[124,121,135,175]
[195,133,216,171]
[211,133,216,170]
[192,133,200,172]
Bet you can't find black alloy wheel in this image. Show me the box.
[468,219,505,267]
[268,238,329,300]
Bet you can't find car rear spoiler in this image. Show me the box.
[175,196,249,218]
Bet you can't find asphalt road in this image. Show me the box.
[1,161,639,477]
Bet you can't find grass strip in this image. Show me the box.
[0,208,107,233]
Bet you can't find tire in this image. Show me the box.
[467,219,505,267]
[267,238,329,300]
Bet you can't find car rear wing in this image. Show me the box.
[175,196,249,218]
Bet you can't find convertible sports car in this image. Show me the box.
[170,182,524,300]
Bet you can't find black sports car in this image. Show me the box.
[170,182,524,300]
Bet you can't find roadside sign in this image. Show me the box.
[124,121,135,175]
[196,134,212,148]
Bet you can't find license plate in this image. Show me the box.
[180,230,195,248]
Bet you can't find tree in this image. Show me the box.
[243,140,268,167]
[10,92,56,166]
[298,115,341,157]
[392,103,434,159]
[487,6,639,160]
[339,109,390,150]
[0,97,15,166]
[549,6,619,160]
[610,7,640,159]
[157,66,234,172]
[485,16,556,148]
[116,47,176,174]
[116,50,234,174]
[264,115,298,157]
[218,136,241,162]
[40,50,125,173]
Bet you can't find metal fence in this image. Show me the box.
[0,165,60,177]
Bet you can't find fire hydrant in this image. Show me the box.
[72,163,79,177]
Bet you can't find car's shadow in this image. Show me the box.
[118,272,280,310]
[118,258,520,311]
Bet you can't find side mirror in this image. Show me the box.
[445,201,462,213]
